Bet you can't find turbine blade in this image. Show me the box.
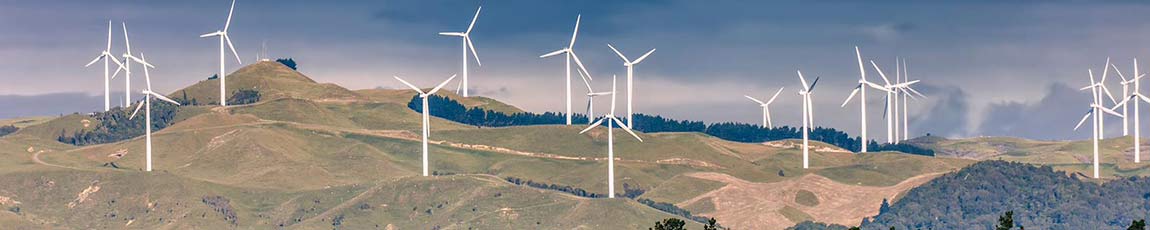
[607,44,629,63]
[797,70,809,91]
[908,87,927,99]
[110,63,124,80]
[571,52,593,81]
[540,49,567,58]
[809,76,821,92]
[745,95,765,105]
[438,32,464,37]
[200,32,221,38]
[580,118,605,134]
[767,87,785,104]
[1139,93,1150,103]
[223,0,237,31]
[427,74,459,95]
[577,67,593,92]
[1098,105,1125,118]
[870,60,891,85]
[842,86,861,107]
[225,34,243,64]
[106,20,113,51]
[569,14,581,48]
[122,22,131,54]
[108,55,125,69]
[393,76,424,94]
[149,91,181,105]
[466,36,481,66]
[1102,85,1118,104]
[855,46,867,81]
[129,100,145,120]
[612,116,644,142]
[466,6,482,34]
[632,48,656,65]
[1074,110,1092,131]
[85,55,104,67]
[1112,63,1128,82]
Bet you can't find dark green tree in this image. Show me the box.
[1130,219,1147,230]
[995,211,1014,230]
[650,218,686,230]
[703,218,719,230]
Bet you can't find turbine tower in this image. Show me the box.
[439,6,482,97]
[895,59,925,141]
[126,54,180,172]
[797,71,819,169]
[394,74,458,176]
[1077,68,1124,178]
[745,87,784,128]
[607,44,656,128]
[579,75,643,198]
[540,15,592,125]
[85,21,126,112]
[199,0,242,106]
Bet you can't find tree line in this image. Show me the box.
[409,94,933,155]
[57,98,181,146]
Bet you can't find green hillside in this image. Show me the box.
[0,62,985,229]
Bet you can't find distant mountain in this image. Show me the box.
[861,160,1150,229]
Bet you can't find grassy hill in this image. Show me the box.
[0,62,986,229]
[908,135,1150,179]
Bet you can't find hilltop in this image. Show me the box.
[3,61,1106,229]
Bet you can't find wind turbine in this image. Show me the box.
[893,57,901,143]
[745,87,784,128]
[199,0,243,106]
[1110,60,1146,163]
[869,60,897,144]
[439,6,482,97]
[127,54,180,172]
[576,66,609,121]
[579,75,643,198]
[540,15,593,125]
[896,59,926,141]
[394,74,458,177]
[85,21,126,112]
[797,71,819,169]
[841,47,889,152]
[1077,68,1125,178]
[115,23,154,108]
[607,44,656,128]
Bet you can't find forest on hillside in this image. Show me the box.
[858,160,1150,229]
[409,94,933,155]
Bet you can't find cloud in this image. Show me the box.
[861,22,916,42]
[910,84,970,138]
[975,83,1095,140]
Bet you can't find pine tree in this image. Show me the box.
[1130,219,1147,230]
[995,211,1014,230]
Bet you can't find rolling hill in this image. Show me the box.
[5,61,1115,229]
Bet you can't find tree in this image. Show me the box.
[650,218,686,230]
[1131,219,1146,230]
[703,218,719,230]
[276,58,297,70]
[878,198,891,214]
[995,211,1014,230]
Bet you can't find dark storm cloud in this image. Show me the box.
[910,84,969,138]
[977,83,1093,140]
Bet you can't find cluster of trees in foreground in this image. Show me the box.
[409,95,933,155]
[787,160,1150,229]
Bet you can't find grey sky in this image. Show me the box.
[3,0,1150,140]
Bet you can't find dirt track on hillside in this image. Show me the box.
[681,172,947,230]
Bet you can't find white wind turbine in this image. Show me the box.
[895,59,926,141]
[1110,60,1147,163]
[394,74,458,177]
[1116,62,1135,136]
[126,54,180,172]
[579,75,643,198]
[797,71,820,169]
[745,88,784,128]
[1076,68,1125,178]
[85,21,126,112]
[576,67,610,121]
[540,15,594,125]
[199,0,243,107]
[607,44,656,128]
[869,60,898,144]
[115,23,154,108]
[439,7,482,97]
[842,47,890,152]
